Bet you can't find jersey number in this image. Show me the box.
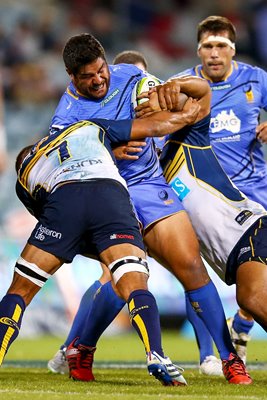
[47,141,71,163]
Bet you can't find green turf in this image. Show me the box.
[2,331,267,399]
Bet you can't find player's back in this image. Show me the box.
[160,115,266,282]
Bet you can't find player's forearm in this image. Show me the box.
[131,108,198,139]
[170,76,209,99]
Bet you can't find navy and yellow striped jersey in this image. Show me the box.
[160,115,266,282]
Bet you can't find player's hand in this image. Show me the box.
[135,91,162,118]
[149,80,181,111]
[182,98,201,124]
[256,121,267,143]
[113,141,146,160]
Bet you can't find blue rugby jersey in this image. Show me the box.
[50,63,162,186]
[175,61,267,188]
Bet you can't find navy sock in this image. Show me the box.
[185,293,214,363]
[233,311,254,335]
[128,289,163,357]
[65,280,102,347]
[78,280,125,347]
[0,294,26,365]
[186,280,235,360]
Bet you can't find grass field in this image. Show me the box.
[2,331,267,399]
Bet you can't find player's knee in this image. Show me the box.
[108,256,149,284]
[14,256,51,288]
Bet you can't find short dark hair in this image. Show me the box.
[63,33,106,75]
[15,145,33,173]
[197,16,236,43]
[113,50,148,70]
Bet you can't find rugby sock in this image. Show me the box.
[0,294,25,365]
[64,280,102,347]
[77,281,125,347]
[185,293,214,363]
[127,289,164,357]
[233,311,254,335]
[186,280,236,360]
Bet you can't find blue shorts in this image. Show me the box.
[28,180,145,262]
[128,175,185,231]
[226,216,267,285]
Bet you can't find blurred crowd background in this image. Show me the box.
[0,0,266,339]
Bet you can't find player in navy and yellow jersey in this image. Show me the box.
[140,73,267,382]
[46,34,251,385]
[173,15,267,373]
[0,107,203,385]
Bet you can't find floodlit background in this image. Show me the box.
[0,0,266,339]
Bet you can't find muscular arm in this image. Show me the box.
[130,94,200,140]
[137,76,211,122]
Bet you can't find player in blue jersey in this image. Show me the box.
[47,33,250,385]
[48,50,151,376]
[171,15,267,374]
[0,108,204,386]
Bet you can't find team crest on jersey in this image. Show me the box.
[235,210,253,225]
[210,110,241,134]
[170,177,190,200]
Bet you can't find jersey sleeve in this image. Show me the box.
[93,119,133,143]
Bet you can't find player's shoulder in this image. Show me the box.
[171,66,197,79]
[109,63,145,79]
[235,61,267,78]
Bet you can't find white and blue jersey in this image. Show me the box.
[160,115,267,284]
[16,120,145,261]
[17,119,133,216]
[175,62,267,207]
[50,64,161,187]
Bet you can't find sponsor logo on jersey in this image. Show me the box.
[158,190,168,201]
[34,224,62,241]
[235,210,253,225]
[170,177,190,200]
[101,89,120,107]
[211,84,231,91]
[110,233,134,240]
[238,246,251,258]
[212,134,240,143]
[210,109,241,134]
[55,159,103,178]
[0,317,19,330]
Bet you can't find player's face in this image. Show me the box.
[197,31,235,82]
[71,58,110,99]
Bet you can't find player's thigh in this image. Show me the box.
[144,211,209,289]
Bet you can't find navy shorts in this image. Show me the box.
[28,180,145,262]
[226,216,267,285]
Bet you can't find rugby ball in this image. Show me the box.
[131,76,161,114]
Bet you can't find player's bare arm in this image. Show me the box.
[256,121,267,143]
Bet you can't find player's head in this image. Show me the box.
[63,33,110,99]
[113,50,148,72]
[15,145,33,173]
[197,16,236,82]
